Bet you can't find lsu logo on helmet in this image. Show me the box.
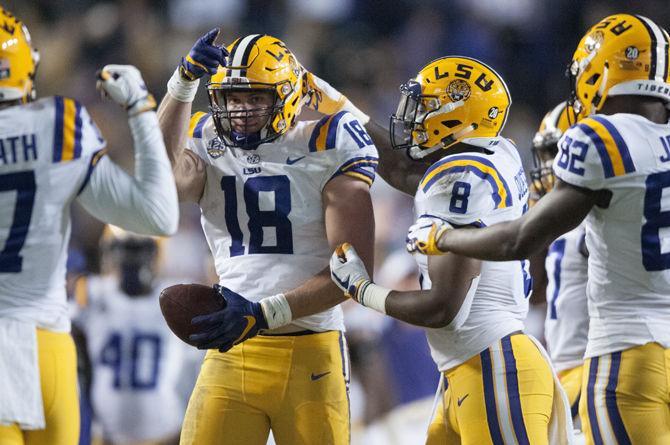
[0,7,40,103]
[390,56,511,160]
[568,14,670,116]
[530,102,580,197]
[207,35,304,148]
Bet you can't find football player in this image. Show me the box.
[157,31,377,444]
[327,57,574,443]
[0,8,179,445]
[406,14,670,444]
[74,227,197,445]
[531,102,589,423]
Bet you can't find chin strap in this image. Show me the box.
[408,123,478,160]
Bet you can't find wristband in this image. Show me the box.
[167,68,200,103]
[356,281,391,314]
[259,293,292,329]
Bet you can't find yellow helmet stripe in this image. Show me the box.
[420,155,512,208]
[577,117,635,177]
[635,15,669,81]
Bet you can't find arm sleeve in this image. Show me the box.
[318,111,379,190]
[553,116,635,190]
[77,111,179,236]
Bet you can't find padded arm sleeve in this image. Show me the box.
[77,111,179,235]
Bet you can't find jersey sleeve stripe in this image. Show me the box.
[61,98,83,162]
[589,116,635,173]
[309,111,347,152]
[325,111,347,150]
[188,112,210,139]
[342,171,373,186]
[420,155,512,208]
[309,114,333,152]
[578,118,634,177]
[53,96,65,162]
[338,156,379,172]
[76,149,108,195]
[576,122,615,178]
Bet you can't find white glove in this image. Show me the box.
[302,71,370,124]
[97,64,156,116]
[406,216,452,255]
[330,243,391,313]
[330,243,370,299]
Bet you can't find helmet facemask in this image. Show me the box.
[390,80,467,160]
[208,80,290,148]
[530,142,558,197]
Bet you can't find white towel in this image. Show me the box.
[0,318,45,429]
[528,335,576,445]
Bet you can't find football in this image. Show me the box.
[159,283,226,346]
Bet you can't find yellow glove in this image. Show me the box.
[406,217,451,255]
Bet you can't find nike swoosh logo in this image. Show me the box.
[233,316,256,344]
[286,156,305,165]
[457,394,469,406]
[311,371,331,381]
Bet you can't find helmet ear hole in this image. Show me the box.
[585,74,600,85]
[442,120,462,128]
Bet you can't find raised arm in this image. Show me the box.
[157,29,227,202]
[301,70,430,195]
[77,65,178,236]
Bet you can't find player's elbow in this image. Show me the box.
[141,200,179,236]
[420,295,458,329]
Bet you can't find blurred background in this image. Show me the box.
[6,0,668,443]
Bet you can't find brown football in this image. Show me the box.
[159,283,226,346]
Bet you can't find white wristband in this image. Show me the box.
[341,99,370,125]
[259,293,293,329]
[357,281,391,314]
[167,68,200,103]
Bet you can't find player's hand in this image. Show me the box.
[329,242,371,302]
[301,70,370,124]
[406,217,452,255]
[179,28,228,81]
[189,285,268,352]
[96,65,156,116]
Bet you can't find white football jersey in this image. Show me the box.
[414,137,532,371]
[554,113,670,358]
[544,222,588,372]
[0,97,106,332]
[75,276,195,444]
[187,110,378,332]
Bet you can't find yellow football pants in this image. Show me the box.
[558,365,583,420]
[580,342,670,445]
[0,329,79,445]
[426,333,554,445]
[180,330,350,445]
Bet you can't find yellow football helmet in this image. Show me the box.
[208,34,304,148]
[569,14,670,116]
[0,7,39,103]
[530,102,578,196]
[390,56,511,160]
